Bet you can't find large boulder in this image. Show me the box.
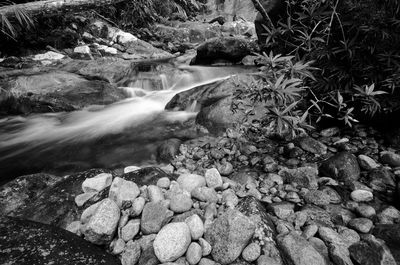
[192,36,258,65]
[204,208,255,264]
[0,216,120,265]
[349,234,396,265]
[0,70,125,114]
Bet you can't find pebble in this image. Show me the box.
[170,193,193,213]
[191,187,219,203]
[358,155,379,170]
[153,222,191,263]
[157,177,171,189]
[124,166,141,173]
[304,190,331,206]
[75,192,98,207]
[350,190,373,202]
[185,214,204,240]
[177,174,206,193]
[121,240,141,265]
[380,151,400,167]
[147,185,164,202]
[242,242,261,262]
[302,224,318,239]
[199,238,212,256]
[270,202,294,220]
[356,205,376,218]
[348,218,373,233]
[112,238,125,255]
[205,168,223,189]
[121,219,140,242]
[129,197,146,217]
[186,242,202,265]
[199,258,215,265]
[109,177,140,208]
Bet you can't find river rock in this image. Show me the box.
[193,36,258,65]
[170,193,193,213]
[380,151,400,167]
[0,216,120,265]
[157,138,182,162]
[121,219,141,242]
[147,185,164,202]
[82,198,120,245]
[122,241,141,265]
[319,152,360,183]
[120,167,174,186]
[242,242,261,262]
[75,192,98,207]
[108,177,140,208]
[297,136,327,155]
[372,224,400,262]
[304,190,331,206]
[141,201,173,234]
[205,208,255,264]
[318,226,353,265]
[349,234,396,265]
[185,214,204,240]
[82,173,112,193]
[191,186,219,203]
[153,222,191,263]
[368,168,396,194]
[199,238,212,256]
[205,168,223,189]
[177,173,206,193]
[350,189,373,202]
[186,242,203,265]
[278,166,318,190]
[358,155,379,170]
[269,202,295,220]
[348,218,373,233]
[277,231,328,265]
[129,196,146,217]
[157,177,171,189]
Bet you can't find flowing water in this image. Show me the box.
[0,61,253,183]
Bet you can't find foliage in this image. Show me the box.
[255,0,400,130]
[0,0,34,40]
[234,52,315,137]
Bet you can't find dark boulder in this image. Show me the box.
[319,152,360,183]
[120,167,175,186]
[349,234,396,265]
[372,224,400,263]
[0,216,120,265]
[192,37,258,65]
[157,138,182,162]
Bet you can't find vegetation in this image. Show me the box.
[0,0,34,39]
[241,0,400,137]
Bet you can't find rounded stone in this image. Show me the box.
[121,219,140,242]
[199,258,215,265]
[205,168,223,189]
[153,222,191,263]
[177,174,206,193]
[147,185,164,202]
[351,190,373,202]
[348,218,373,233]
[170,193,193,213]
[157,177,171,189]
[242,242,261,262]
[185,214,204,240]
[356,205,376,218]
[186,242,202,265]
[199,238,212,256]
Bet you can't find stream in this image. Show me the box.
[0,62,253,183]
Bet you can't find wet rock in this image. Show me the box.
[350,190,373,202]
[82,198,120,245]
[377,206,400,224]
[141,201,173,234]
[205,208,255,264]
[358,155,379,170]
[278,166,318,190]
[0,216,120,265]
[319,152,360,183]
[368,168,396,194]
[372,224,400,262]
[356,205,376,218]
[108,177,140,208]
[157,138,182,162]
[193,36,258,65]
[7,169,112,228]
[380,151,400,167]
[297,136,327,155]
[318,226,353,265]
[121,167,174,186]
[348,218,373,233]
[349,234,396,265]
[277,231,328,265]
[153,222,191,263]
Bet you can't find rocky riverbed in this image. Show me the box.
[1,123,400,265]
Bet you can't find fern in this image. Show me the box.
[0,0,34,40]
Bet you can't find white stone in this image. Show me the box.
[199,238,212,256]
[109,177,140,208]
[82,198,120,245]
[66,221,81,235]
[80,201,101,224]
[74,45,91,54]
[124,166,141,173]
[33,51,64,61]
[153,222,191,263]
[75,192,97,207]
[358,155,379,170]
[157,177,171,189]
[169,193,193,213]
[185,214,204,240]
[177,173,206,193]
[116,31,138,45]
[205,168,223,189]
[97,45,118,55]
[351,189,373,202]
[81,173,112,193]
[129,197,146,217]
